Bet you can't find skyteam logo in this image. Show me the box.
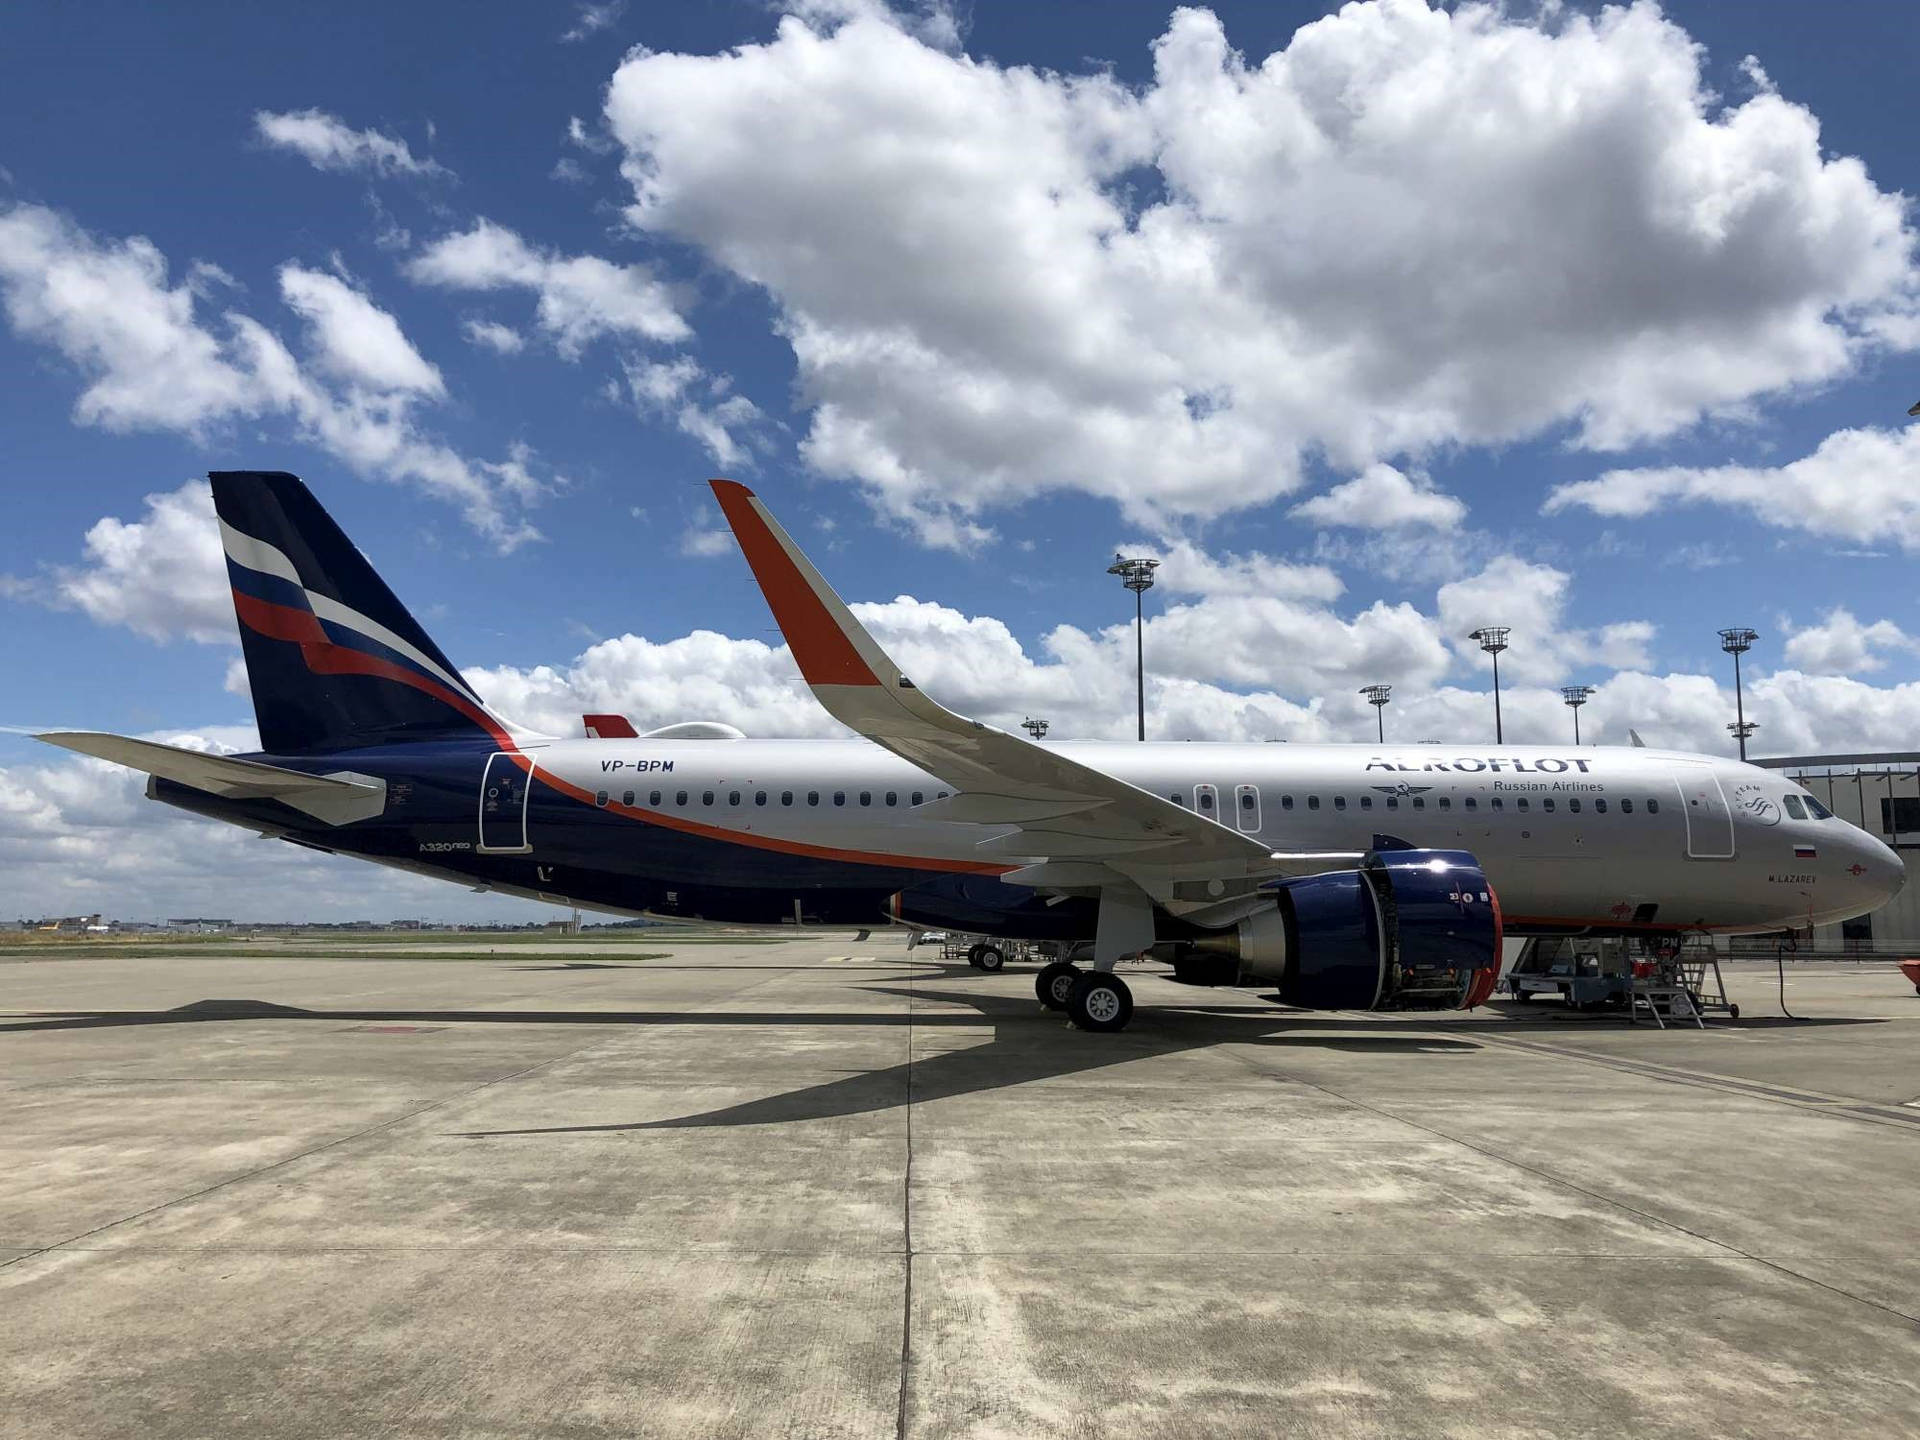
[1371,782,1433,798]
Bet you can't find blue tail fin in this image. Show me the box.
[211,471,510,754]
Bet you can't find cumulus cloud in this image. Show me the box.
[621,356,767,470]
[0,201,549,547]
[1544,425,1920,551]
[1290,464,1466,531]
[1436,556,1655,684]
[46,481,233,644]
[1783,609,1914,674]
[603,1,1919,544]
[406,218,688,356]
[253,108,449,179]
[279,265,445,395]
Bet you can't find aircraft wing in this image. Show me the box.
[710,481,1317,885]
[36,732,386,825]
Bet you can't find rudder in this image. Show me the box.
[212,471,511,754]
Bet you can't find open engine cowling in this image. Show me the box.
[1207,849,1502,1010]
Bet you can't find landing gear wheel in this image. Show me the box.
[1513,989,1533,1004]
[975,944,1005,973]
[1728,1003,1741,1019]
[1066,972,1133,1033]
[965,944,984,969]
[1036,961,1080,1011]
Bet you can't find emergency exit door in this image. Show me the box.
[478,752,534,853]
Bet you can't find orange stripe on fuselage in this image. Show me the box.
[710,479,879,687]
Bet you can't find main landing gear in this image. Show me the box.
[966,942,1005,972]
[1035,962,1133,1033]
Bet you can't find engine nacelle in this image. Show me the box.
[1209,849,1502,1010]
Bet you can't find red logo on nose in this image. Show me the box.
[1847,863,1867,877]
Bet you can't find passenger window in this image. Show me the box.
[649,790,662,806]
[1568,799,1580,813]
[911,791,923,805]
[1490,798,1502,810]
[859,791,871,806]
[622,790,635,807]
[1464,797,1477,811]
[755,791,767,806]
[885,791,897,806]
[1386,797,1399,810]
[1240,792,1255,810]
[1281,795,1294,810]
[1804,795,1833,820]
[807,791,819,806]
[595,790,609,807]
[1412,797,1425,810]
[1542,799,1554,813]
[703,791,715,806]
[1438,797,1450,811]
[675,790,689,806]
[728,790,741,806]
[1360,795,1373,810]
[1308,795,1320,811]
[1517,798,1529,812]
[1196,785,1216,813]
[1647,798,1660,815]
[1594,799,1606,813]
[1783,794,1806,820]
[1619,798,1632,814]
[781,791,793,806]
[1334,795,1347,810]
[833,791,846,806]
[1171,793,1185,806]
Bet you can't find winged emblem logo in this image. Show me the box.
[1371,782,1433,798]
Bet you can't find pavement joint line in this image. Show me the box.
[894,948,917,1440]
[21,1244,1825,1260]
[1462,1030,1920,1131]
[1214,1041,1920,1329]
[0,957,827,1276]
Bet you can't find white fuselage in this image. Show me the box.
[533,737,1906,933]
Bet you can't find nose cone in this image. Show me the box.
[1853,832,1906,908]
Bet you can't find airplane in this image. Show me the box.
[38,471,1905,1033]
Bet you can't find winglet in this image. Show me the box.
[710,479,885,688]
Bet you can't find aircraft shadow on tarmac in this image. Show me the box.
[0,971,1885,1134]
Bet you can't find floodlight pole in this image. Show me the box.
[1719,628,1757,762]
[1021,717,1049,740]
[1108,555,1159,741]
[1359,684,1392,744]
[1560,684,1593,745]
[1469,627,1510,744]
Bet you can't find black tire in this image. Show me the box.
[965,944,984,969]
[1066,971,1133,1033]
[1036,961,1079,1011]
[975,944,1005,973]
[1513,989,1533,1004]
[1728,1003,1741,1019]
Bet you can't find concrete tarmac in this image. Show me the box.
[2,935,1918,1438]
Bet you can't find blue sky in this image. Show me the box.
[2,0,1918,919]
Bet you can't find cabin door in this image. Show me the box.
[1668,759,1734,860]
[478,752,534,854]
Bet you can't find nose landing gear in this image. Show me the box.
[1036,961,1080,1011]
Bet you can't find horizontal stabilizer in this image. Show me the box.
[36,732,386,826]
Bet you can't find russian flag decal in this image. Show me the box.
[1794,844,1817,859]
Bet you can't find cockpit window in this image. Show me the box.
[1804,794,1834,820]
[1782,794,1807,820]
